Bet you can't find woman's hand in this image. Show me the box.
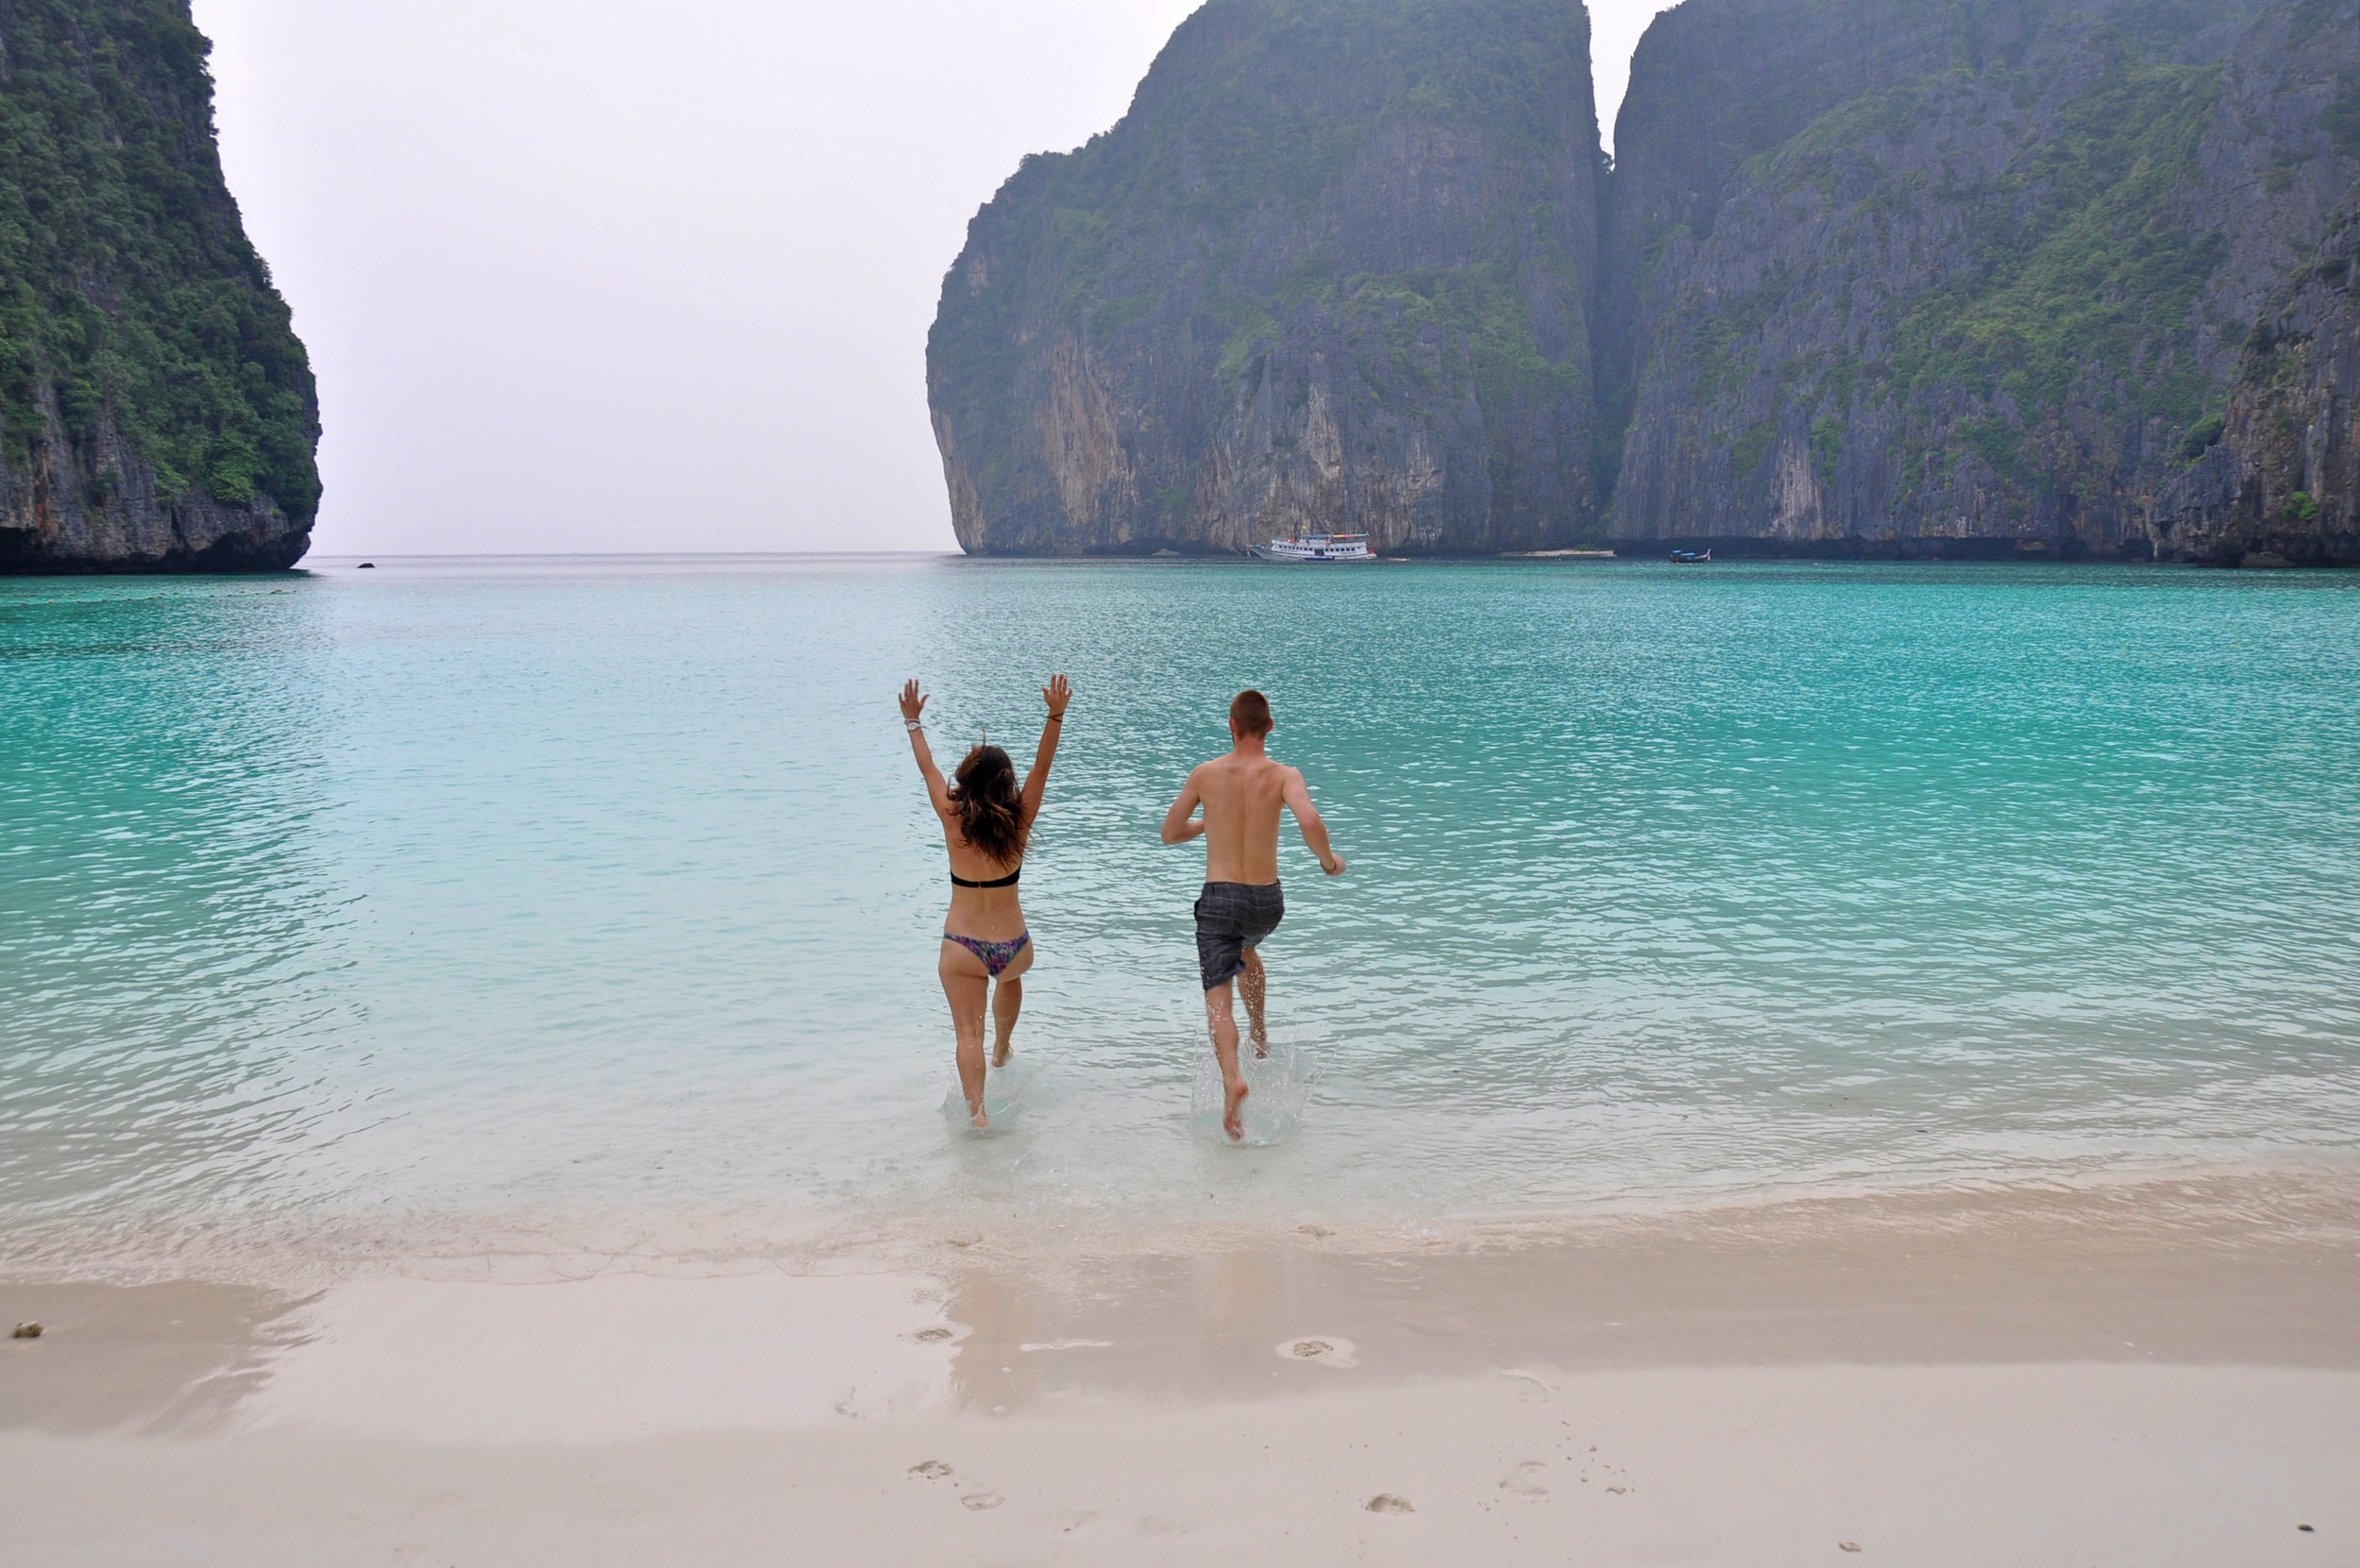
[1042,674,1071,717]
[903,679,948,801]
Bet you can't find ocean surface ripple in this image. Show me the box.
[4,556,2357,1272]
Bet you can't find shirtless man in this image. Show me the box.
[1160,689,1345,1141]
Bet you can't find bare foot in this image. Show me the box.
[1223,1078,1249,1141]
[991,1041,1013,1069]
[969,1101,988,1130]
[1253,1033,1269,1060]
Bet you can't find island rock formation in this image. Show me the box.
[1605,0,2360,562]
[930,0,2360,561]
[927,0,1605,555]
[0,0,319,573]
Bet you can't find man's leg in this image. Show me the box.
[1239,947,1269,1057]
[1205,981,1248,1142]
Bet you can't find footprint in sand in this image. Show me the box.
[1042,1509,1098,1534]
[1275,1335,1358,1368]
[1499,1461,1549,1500]
[961,1492,1003,1511]
[907,1460,954,1481]
[1365,1493,1415,1514]
[1134,1514,1193,1538]
[909,1325,955,1343]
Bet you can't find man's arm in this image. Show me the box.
[1160,768,1206,845]
[1282,768,1345,875]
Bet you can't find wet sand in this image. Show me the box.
[4,1175,2356,1562]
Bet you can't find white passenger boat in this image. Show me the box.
[1252,531,1375,563]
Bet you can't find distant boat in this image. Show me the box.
[1670,548,1712,564]
[1253,532,1375,563]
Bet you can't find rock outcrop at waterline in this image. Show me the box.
[2176,193,2360,563]
[0,0,319,573]
[931,0,2360,561]
[926,0,1606,556]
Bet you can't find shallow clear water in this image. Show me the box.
[4,555,2358,1270]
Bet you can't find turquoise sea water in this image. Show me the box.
[4,555,2358,1273]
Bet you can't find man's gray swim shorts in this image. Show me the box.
[1194,879,1284,991]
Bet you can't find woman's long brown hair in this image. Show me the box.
[949,744,1024,866]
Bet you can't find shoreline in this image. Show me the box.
[7,1168,2356,1433]
[7,1157,2354,1288]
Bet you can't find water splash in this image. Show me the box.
[1191,1037,1317,1146]
[940,1054,1043,1137]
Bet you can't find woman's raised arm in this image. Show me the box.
[901,679,952,814]
[1020,674,1071,826]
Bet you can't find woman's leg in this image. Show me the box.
[939,943,991,1126]
[990,979,1020,1067]
[989,941,1036,1068]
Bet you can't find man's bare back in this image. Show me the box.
[1160,690,1343,1141]
[1183,749,1309,885]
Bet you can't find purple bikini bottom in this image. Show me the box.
[944,931,1029,977]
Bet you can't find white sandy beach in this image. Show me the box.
[7,1363,2352,1566]
[5,1177,2355,1564]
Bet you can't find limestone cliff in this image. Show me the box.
[1602,0,2360,559]
[931,0,2360,560]
[2181,192,2360,562]
[926,0,1605,555]
[0,0,318,573]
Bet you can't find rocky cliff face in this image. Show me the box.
[927,0,1605,555]
[931,0,2360,560]
[0,0,318,573]
[2170,174,2360,562]
[1603,0,2360,559]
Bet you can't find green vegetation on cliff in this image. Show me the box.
[0,0,317,517]
[1880,58,2227,438]
[1020,0,1590,222]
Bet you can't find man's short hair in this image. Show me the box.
[1230,689,1273,738]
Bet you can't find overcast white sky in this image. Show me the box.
[193,1,1677,555]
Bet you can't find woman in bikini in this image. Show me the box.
[899,673,1070,1128]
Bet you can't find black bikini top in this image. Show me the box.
[950,867,1020,889]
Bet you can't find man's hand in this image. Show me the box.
[1321,852,1346,877]
[899,679,928,725]
[1043,673,1071,717]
